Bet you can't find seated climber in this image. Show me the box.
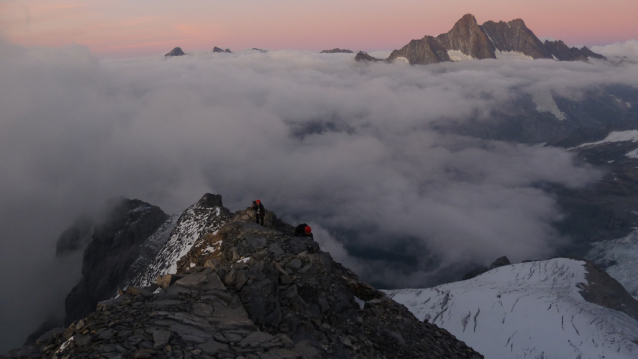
[252,199,265,225]
[294,223,313,239]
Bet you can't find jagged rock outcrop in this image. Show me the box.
[128,194,232,288]
[213,47,232,53]
[321,48,354,54]
[544,40,588,61]
[436,14,495,59]
[64,199,169,325]
[480,19,551,59]
[354,51,385,63]
[387,36,451,65]
[3,194,483,359]
[165,47,185,57]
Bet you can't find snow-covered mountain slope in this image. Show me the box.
[124,210,182,286]
[385,258,638,359]
[129,194,231,287]
[588,229,638,299]
[570,130,638,149]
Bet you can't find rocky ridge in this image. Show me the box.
[213,47,232,54]
[356,14,605,65]
[3,194,483,359]
[320,49,353,54]
[165,48,185,57]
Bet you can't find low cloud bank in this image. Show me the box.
[2,39,638,351]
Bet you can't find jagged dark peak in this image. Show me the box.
[321,48,354,54]
[481,19,551,59]
[580,46,607,60]
[164,47,185,57]
[213,46,232,53]
[354,51,385,63]
[387,36,451,65]
[436,13,496,59]
[544,40,588,61]
[195,193,224,209]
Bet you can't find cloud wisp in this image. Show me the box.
[2,39,638,351]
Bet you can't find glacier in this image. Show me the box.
[385,258,638,359]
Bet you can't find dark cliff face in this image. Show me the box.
[436,14,495,59]
[387,36,451,65]
[481,19,551,59]
[64,199,169,325]
[164,47,185,57]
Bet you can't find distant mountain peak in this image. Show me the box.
[356,14,604,65]
[164,47,185,57]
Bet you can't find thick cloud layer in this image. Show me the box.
[2,39,638,351]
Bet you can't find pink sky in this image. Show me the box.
[1,0,636,57]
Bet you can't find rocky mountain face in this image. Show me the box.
[386,36,451,65]
[320,49,354,54]
[213,47,232,53]
[354,52,385,63]
[356,14,604,64]
[3,194,483,359]
[435,14,495,59]
[480,19,551,59]
[386,258,638,359]
[165,48,185,57]
[64,199,169,325]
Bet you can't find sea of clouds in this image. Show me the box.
[1,39,638,351]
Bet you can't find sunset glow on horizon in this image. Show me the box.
[1,0,637,57]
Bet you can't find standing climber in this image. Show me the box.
[252,200,265,225]
[294,223,313,239]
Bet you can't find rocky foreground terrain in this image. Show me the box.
[2,195,482,359]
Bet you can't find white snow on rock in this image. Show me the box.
[588,229,638,299]
[495,50,534,60]
[448,50,475,62]
[385,258,638,359]
[532,90,567,121]
[393,56,410,64]
[570,130,638,149]
[126,211,182,286]
[130,202,229,287]
[626,148,638,158]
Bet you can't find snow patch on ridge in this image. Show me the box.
[385,258,638,359]
[570,130,638,149]
[447,50,474,62]
[495,50,533,60]
[130,203,229,287]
